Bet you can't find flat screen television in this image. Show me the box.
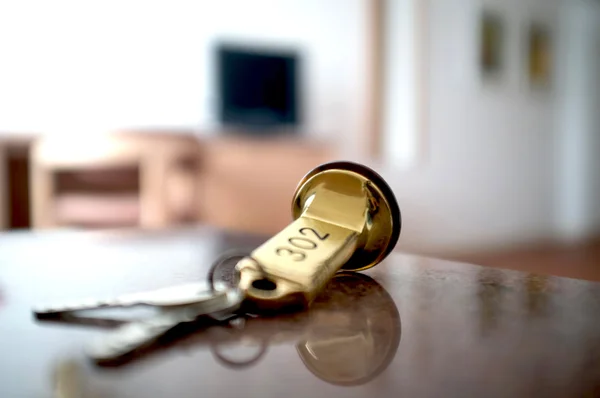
[217,45,299,130]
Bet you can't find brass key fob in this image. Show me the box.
[236,161,401,311]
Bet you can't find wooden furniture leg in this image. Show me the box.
[30,160,55,229]
[140,153,168,229]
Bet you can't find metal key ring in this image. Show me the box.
[206,250,248,292]
[205,251,270,368]
[206,250,269,292]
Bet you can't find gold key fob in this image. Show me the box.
[236,161,401,311]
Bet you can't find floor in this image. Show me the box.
[452,238,600,283]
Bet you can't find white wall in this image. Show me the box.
[0,0,367,150]
[556,0,600,241]
[592,13,600,233]
[376,0,563,254]
[381,0,418,168]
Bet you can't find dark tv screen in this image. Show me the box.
[217,46,299,128]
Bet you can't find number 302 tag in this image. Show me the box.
[275,227,330,262]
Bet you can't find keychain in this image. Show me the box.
[33,161,401,363]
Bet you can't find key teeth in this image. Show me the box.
[86,318,177,364]
[87,340,131,364]
[32,305,73,315]
[33,305,66,315]
[87,328,136,360]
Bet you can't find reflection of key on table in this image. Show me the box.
[201,273,401,386]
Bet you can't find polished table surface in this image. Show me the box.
[1,228,600,397]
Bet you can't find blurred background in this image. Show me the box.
[0,0,598,279]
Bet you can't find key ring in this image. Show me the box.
[205,250,270,368]
[206,250,269,292]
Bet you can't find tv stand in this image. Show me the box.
[215,125,301,138]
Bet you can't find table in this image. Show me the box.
[1,228,599,397]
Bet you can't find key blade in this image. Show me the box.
[122,282,228,307]
[33,282,229,317]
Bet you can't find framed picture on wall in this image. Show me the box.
[479,9,504,82]
[526,22,553,90]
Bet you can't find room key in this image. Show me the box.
[32,161,401,364]
[87,161,401,363]
[235,161,401,312]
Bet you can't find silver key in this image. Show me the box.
[86,286,244,363]
[33,281,229,316]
